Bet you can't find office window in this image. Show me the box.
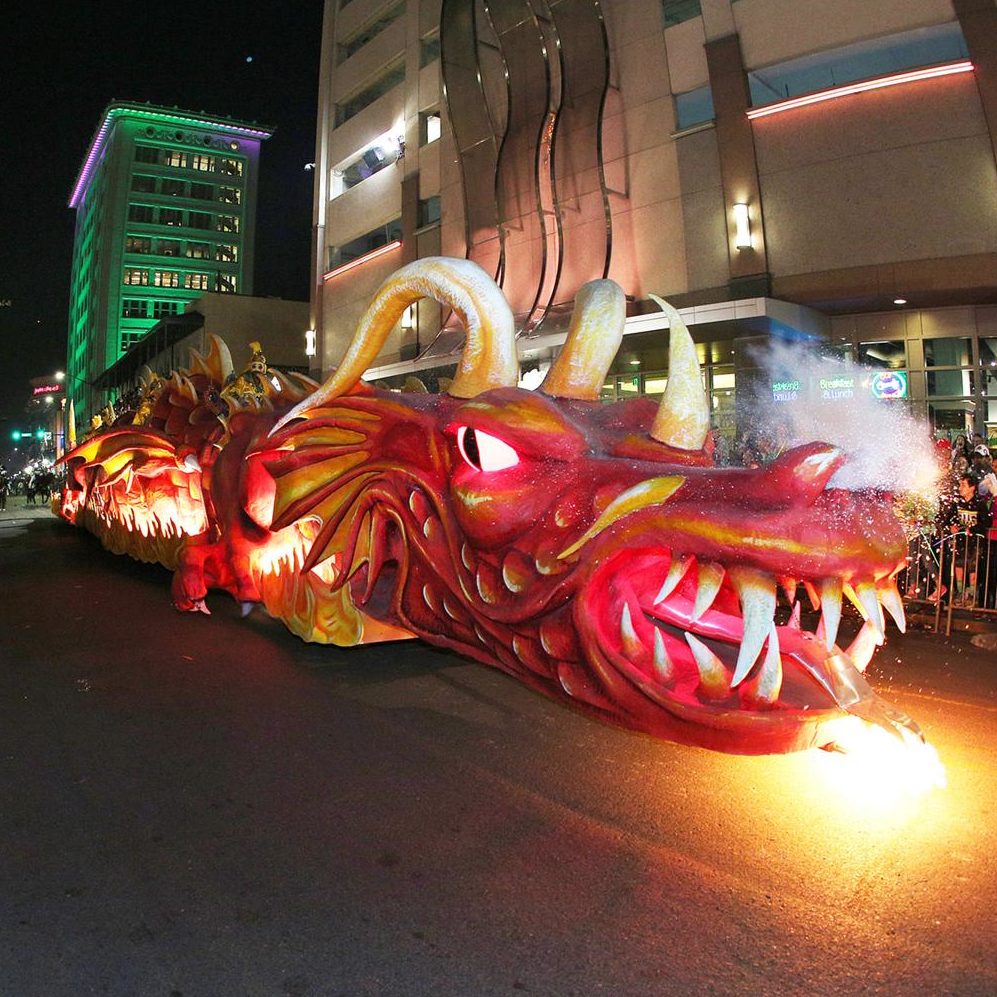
[186,242,211,259]
[336,60,406,126]
[190,182,213,200]
[217,157,244,177]
[420,30,440,68]
[128,204,154,223]
[121,331,144,349]
[188,211,213,230]
[674,86,715,130]
[661,0,701,28]
[418,195,441,228]
[185,273,211,290]
[924,338,973,367]
[123,268,149,286]
[135,145,159,164]
[215,274,238,293]
[420,111,441,146]
[161,178,185,196]
[156,239,182,257]
[125,236,152,254]
[330,217,402,269]
[131,174,156,193]
[121,299,147,318]
[217,215,240,233]
[153,270,180,287]
[191,153,215,172]
[160,208,183,227]
[164,150,185,168]
[339,3,405,63]
[748,22,969,107]
[333,136,403,196]
[215,244,239,262]
[218,186,242,205]
[152,300,179,319]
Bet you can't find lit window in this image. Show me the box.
[153,270,180,288]
[215,274,238,293]
[331,133,403,197]
[186,242,211,259]
[217,215,240,233]
[191,154,215,172]
[123,269,149,286]
[159,208,183,227]
[121,299,146,318]
[185,273,210,290]
[217,158,244,177]
[215,244,239,262]
[421,111,441,146]
[164,150,185,168]
[125,236,152,254]
[218,186,242,205]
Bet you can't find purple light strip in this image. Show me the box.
[69,107,273,208]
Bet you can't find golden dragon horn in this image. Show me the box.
[271,257,518,434]
[648,295,710,451]
[540,280,626,400]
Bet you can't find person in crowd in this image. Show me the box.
[951,433,971,466]
[0,467,8,512]
[971,444,996,501]
[939,472,993,607]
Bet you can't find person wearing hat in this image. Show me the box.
[971,444,996,501]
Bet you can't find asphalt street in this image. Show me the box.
[1,498,996,997]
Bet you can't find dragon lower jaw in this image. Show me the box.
[576,548,915,752]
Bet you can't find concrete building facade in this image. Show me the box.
[310,0,997,444]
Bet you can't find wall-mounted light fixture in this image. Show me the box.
[401,305,416,330]
[305,329,317,357]
[732,203,751,250]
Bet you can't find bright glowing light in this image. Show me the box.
[732,202,751,249]
[746,61,973,120]
[305,329,317,357]
[893,297,907,305]
[812,717,946,813]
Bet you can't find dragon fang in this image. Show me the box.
[59,257,920,756]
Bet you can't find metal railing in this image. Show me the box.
[900,530,997,635]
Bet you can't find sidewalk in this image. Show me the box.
[0,493,58,522]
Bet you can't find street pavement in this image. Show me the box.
[2,499,996,996]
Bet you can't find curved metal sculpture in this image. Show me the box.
[59,257,919,756]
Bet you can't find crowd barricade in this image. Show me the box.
[900,528,997,635]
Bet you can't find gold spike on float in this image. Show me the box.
[67,399,77,449]
[648,296,710,451]
[271,257,519,434]
[541,280,625,400]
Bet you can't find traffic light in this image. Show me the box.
[34,429,45,440]
[11,430,21,441]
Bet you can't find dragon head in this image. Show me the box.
[249,258,916,755]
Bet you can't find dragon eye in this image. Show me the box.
[456,426,519,472]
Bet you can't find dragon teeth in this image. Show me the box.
[691,562,725,622]
[780,576,798,606]
[685,633,731,699]
[620,603,643,660]
[729,567,776,687]
[844,619,880,672]
[855,580,885,643]
[652,628,674,683]
[654,554,693,605]
[743,623,782,704]
[879,578,906,634]
[818,576,843,651]
[788,601,802,630]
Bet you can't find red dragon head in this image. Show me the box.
[246,257,917,756]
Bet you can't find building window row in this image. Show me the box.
[331,133,404,198]
[127,202,241,233]
[124,234,239,262]
[131,173,242,204]
[134,144,245,177]
[661,0,701,28]
[122,269,238,293]
[336,60,406,127]
[337,2,405,64]
[120,298,180,324]
[330,217,402,270]
[747,22,968,108]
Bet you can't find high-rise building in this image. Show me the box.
[67,102,273,420]
[311,0,997,443]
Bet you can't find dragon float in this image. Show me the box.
[59,257,923,757]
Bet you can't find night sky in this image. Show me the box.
[0,3,324,441]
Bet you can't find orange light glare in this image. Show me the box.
[746,61,973,120]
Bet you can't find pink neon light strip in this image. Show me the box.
[322,240,402,281]
[746,60,973,120]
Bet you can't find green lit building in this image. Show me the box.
[66,102,273,420]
